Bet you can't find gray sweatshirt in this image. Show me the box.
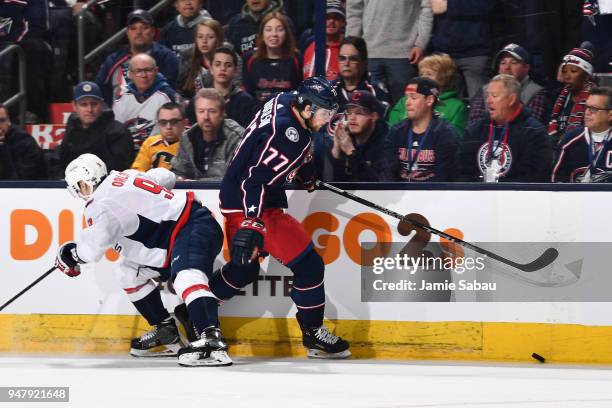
[346,0,433,59]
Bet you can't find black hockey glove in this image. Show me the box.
[55,241,82,277]
[231,218,266,266]
[294,174,315,193]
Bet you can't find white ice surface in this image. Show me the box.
[1,355,612,408]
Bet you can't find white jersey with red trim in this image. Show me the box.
[75,168,193,268]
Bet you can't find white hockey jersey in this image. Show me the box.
[112,89,173,146]
[75,168,195,268]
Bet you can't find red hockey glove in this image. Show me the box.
[231,218,266,266]
[55,241,82,277]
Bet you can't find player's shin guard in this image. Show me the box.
[173,269,219,335]
[125,280,169,326]
[290,249,351,359]
[290,249,326,329]
[209,262,260,300]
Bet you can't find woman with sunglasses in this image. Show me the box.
[332,36,390,116]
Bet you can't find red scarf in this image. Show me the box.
[548,80,596,142]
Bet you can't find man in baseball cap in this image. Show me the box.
[126,9,154,26]
[73,81,104,102]
[94,9,178,106]
[58,81,134,176]
[315,90,388,181]
[469,43,547,126]
[382,76,459,182]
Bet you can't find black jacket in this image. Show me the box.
[0,125,46,180]
[59,110,134,174]
[459,107,552,182]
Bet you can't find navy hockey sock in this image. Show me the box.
[186,296,219,336]
[132,288,170,326]
[290,249,325,329]
[209,262,260,300]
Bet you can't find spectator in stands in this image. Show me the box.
[132,102,183,172]
[429,0,497,99]
[179,20,223,98]
[347,0,433,104]
[209,47,256,127]
[0,104,46,179]
[171,88,244,180]
[383,77,459,182]
[314,90,388,181]
[548,48,597,148]
[242,12,302,106]
[552,86,612,183]
[388,53,467,137]
[332,36,390,116]
[59,82,134,175]
[469,44,548,127]
[178,19,224,100]
[95,9,179,106]
[226,0,290,56]
[160,0,212,58]
[303,0,345,81]
[460,74,552,183]
[113,54,176,148]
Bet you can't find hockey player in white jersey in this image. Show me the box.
[55,153,231,366]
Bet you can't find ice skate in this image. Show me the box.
[130,318,181,357]
[178,327,233,367]
[303,326,351,359]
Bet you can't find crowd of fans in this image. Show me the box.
[1,0,611,184]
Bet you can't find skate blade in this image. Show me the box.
[306,348,352,359]
[130,343,181,358]
[178,350,233,367]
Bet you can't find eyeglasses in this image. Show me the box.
[158,118,183,127]
[338,54,361,63]
[131,67,156,76]
[585,105,611,114]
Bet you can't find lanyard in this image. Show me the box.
[486,122,509,163]
[406,121,433,171]
[587,128,612,170]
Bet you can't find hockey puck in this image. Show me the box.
[531,352,546,363]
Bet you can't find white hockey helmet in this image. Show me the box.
[65,153,108,200]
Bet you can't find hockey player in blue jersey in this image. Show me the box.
[55,153,231,366]
[211,76,351,359]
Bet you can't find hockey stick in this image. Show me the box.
[0,266,56,312]
[315,181,559,273]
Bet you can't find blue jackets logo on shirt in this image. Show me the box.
[477,142,513,179]
[285,127,299,143]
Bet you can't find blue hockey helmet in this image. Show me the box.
[296,76,339,113]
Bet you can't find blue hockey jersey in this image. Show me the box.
[219,92,313,217]
[552,126,612,183]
